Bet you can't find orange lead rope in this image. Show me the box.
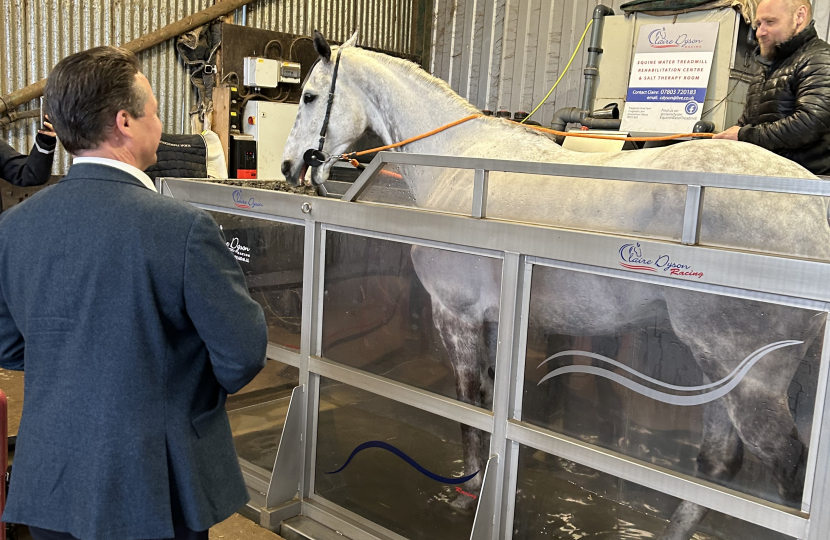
[342,114,484,159]
[340,114,715,162]
[531,126,715,141]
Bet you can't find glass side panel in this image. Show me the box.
[227,360,300,472]
[514,445,795,540]
[322,231,502,408]
[523,263,825,508]
[360,164,475,215]
[699,188,830,261]
[316,380,484,540]
[209,211,304,350]
[486,172,685,241]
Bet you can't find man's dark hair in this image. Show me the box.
[44,46,146,154]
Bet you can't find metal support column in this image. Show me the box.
[681,185,704,245]
[300,220,326,500]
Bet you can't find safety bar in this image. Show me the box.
[341,152,830,246]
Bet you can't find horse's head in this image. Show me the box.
[281,30,368,186]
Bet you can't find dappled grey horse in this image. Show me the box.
[281,31,830,540]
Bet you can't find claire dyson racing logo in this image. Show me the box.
[619,242,703,278]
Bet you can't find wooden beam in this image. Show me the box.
[212,86,232,166]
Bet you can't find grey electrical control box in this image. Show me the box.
[243,57,302,87]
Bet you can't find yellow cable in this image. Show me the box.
[521,19,593,124]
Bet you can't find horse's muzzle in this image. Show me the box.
[281,159,305,186]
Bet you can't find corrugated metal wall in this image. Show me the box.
[0,0,413,173]
[238,0,413,52]
[430,0,633,127]
[432,0,830,128]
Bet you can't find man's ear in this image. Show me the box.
[796,5,809,26]
[114,110,132,140]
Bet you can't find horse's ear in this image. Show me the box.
[341,29,360,49]
[313,29,331,62]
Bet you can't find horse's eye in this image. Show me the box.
[303,93,317,104]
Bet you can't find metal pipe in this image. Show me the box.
[0,108,40,128]
[549,107,584,142]
[580,5,615,115]
[548,106,621,144]
[549,5,615,143]
[0,0,258,119]
[582,117,622,130]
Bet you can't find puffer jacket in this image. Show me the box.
[737,22,830,175]
[0,133,57,213]
[0,133,56,187]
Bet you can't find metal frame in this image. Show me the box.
[160,152,830,540]
[266,385,305,508]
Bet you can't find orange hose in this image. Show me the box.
[340,114,714,161]
[342,114,482,158]
[528,125,714,141]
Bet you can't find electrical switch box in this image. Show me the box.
[243,58,302,87]
[242,101,300,180]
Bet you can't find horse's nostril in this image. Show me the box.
[281,160,292,176]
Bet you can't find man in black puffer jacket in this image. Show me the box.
[713,0,830,175]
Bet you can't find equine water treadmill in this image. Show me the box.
[158,152,830,540]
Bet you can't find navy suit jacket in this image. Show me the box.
[0,163,267,539]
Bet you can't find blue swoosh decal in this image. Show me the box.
[325,440,480,485]
[537,340,802,406]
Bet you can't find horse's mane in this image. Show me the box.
[338,45,563,145]
[346,46,480,114]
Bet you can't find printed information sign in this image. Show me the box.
[620,22,719,134]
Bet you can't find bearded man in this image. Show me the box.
[712,0,830,175]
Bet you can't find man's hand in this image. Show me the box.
[38,115,56,138]
[712,126,740,140]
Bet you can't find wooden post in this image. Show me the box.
[212,86,232,166]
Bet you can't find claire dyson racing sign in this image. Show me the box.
[620,22,719,134]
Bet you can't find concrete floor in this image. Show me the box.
[1,368,285,540]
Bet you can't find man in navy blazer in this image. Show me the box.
[0,47,268,540]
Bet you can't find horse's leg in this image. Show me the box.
[479,320,498,460]
[661,292,822,533]
[662,398,744,540]
[725,390,807,502]
[592,334,626,445]
[432,302,485,509]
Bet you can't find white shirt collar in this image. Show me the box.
[72,157,157,192]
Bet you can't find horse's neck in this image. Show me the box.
[348,53,578,166]
[350,54,493,156]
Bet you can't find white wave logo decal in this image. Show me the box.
[537,340,802,406]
